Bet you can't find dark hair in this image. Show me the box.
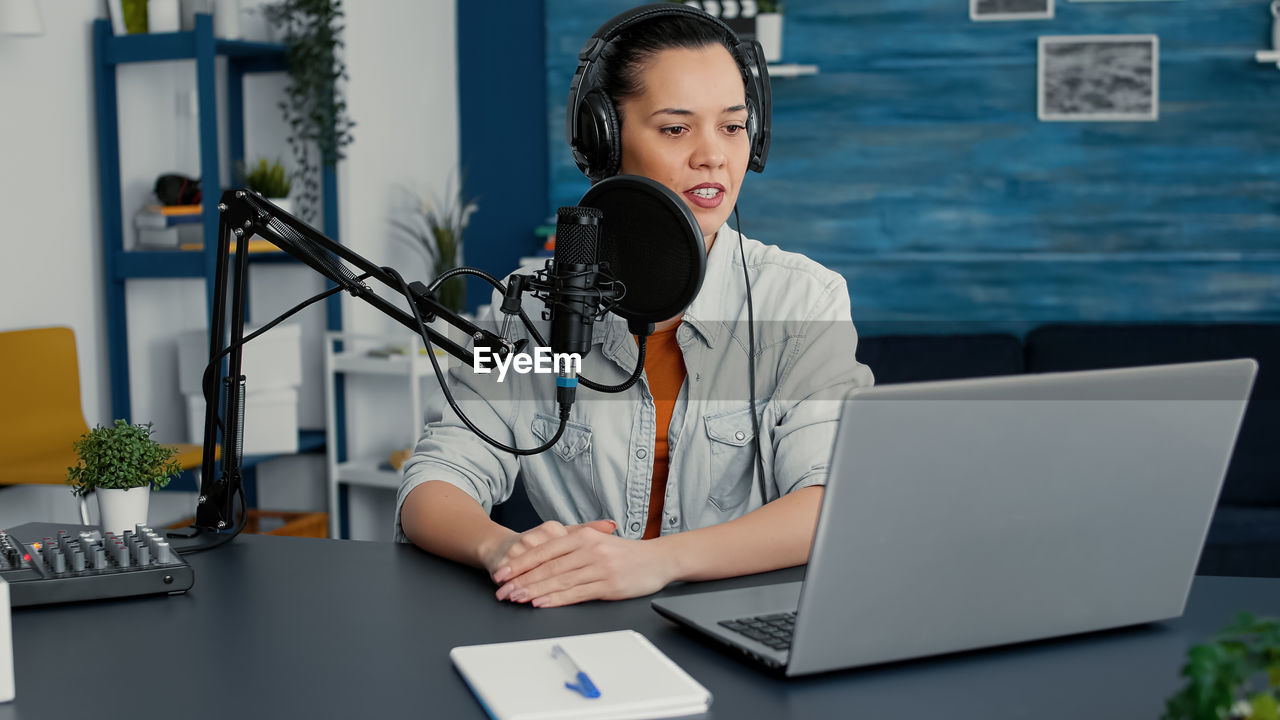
[598,15,739,119]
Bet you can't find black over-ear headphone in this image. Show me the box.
[567,3,772,183]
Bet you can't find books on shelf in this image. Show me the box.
[175,240,281,253]
[145,204,202,215]
[136,208,203,230]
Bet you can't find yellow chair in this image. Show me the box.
[0,326,207,521]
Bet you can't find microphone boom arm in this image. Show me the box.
[194,190,521,534]
[217,190,511,362]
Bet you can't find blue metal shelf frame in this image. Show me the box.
[92,14,343,466]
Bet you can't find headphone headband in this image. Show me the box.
[567,3,772,182]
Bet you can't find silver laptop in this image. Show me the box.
[652,359,1257,676]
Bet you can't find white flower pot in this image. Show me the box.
[756,13,783,64]
[213,0,240,39]
[268,197,292,216]
[148,0,180,33]
[97,487,151,536]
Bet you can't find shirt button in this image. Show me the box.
[636,448,647,459]
[630,522,641,532]
[735,430,746,441]
[669,516,679,526]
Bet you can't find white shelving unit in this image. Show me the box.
[323,332,451,538]
[767,63,819,78]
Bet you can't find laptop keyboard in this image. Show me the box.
[718,611,796,651]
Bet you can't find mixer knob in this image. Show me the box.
[71,550,85,572]
[156,542,174,564]
[137,545,150,565]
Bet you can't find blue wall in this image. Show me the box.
[546,0,1280,333]
[458,0,548,311]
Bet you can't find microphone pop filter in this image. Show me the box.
[579,175,705,326]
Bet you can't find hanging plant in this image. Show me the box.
[262,0,355,223]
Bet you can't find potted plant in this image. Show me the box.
[262,0,355,223]
[390,177,478,315]
[66,419,182,536]
[755,0,783,64]
[1163,612,1280,719]
[241,157,294,215]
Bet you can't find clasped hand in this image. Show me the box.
[483,520,672,608]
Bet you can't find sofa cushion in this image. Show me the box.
[1198,504,1280,577]
[1024,324,1280,506]
[857,333,1024,386]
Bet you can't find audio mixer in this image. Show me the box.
[0,522,194,607]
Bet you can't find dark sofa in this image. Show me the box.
[859,324,1279,579]
[494,324,1278,578]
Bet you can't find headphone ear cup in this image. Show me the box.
[575,90,622,182]
[735,39,771,173]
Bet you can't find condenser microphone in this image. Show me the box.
[548,206,604,412]
[550,206,604,359]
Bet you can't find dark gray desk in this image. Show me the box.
[2,531,1276,719]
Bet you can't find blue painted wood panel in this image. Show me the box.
[545,0,1280,330]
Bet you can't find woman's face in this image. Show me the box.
[616,44,751,247]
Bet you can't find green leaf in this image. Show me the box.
[1249,693,1280,720]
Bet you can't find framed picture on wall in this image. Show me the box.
[1038,35,1159,121]
[971,0,1054,21]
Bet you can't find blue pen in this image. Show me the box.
[551,644,601,699]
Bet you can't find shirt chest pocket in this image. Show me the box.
[703,405,759,512]
[531,413,593,465]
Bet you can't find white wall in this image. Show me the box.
[0,1,109,425]
[0,1,460,539]
[338,0,460,540]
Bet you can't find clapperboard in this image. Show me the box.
[675,0,760,41]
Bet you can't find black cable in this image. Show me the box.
[735,205,769,505]
[432,264,645,395]
[428,266,549,348]
[200,275,370,433]
[383,264,571,455]
[579,338,646,393]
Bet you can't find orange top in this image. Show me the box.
[637,324,688,539]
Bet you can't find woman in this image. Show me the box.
[396,5,872,607]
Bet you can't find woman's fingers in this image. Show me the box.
[530,580,614,608]
[488,521,568,582]
[498,560,596,602]
[498,523,612,583]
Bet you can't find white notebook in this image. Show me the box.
[450,630,711,720]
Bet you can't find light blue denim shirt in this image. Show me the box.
[395,223,874,542]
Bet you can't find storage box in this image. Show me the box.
[177,322,302,396]
[186,387,299,456]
